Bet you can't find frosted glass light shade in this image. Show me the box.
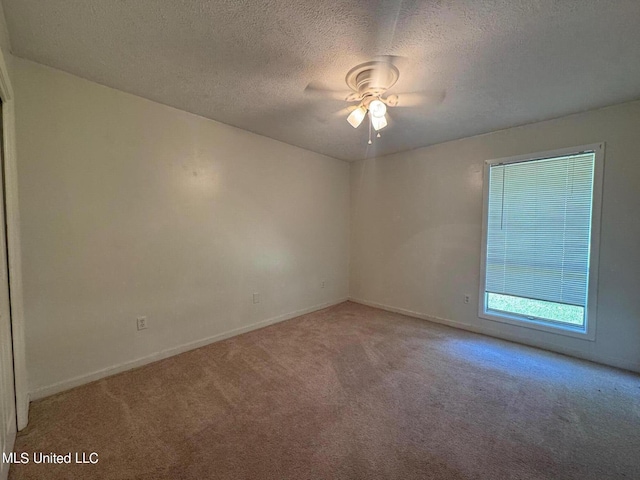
[368,99,387,118]
[371,114,388,131]
[347,106,367,128]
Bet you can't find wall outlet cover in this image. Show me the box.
[137,316,148,330]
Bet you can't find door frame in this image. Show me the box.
[0,47,28,430]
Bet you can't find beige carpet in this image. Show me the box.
[10,301,640,479]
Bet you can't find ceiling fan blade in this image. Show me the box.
[390,90,446,108]
[304,82,356,101]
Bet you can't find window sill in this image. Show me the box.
[479,309,595,341]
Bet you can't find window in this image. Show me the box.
[479,144,604,339]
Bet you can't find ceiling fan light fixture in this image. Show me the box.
[347,106,367,128]
[368,99,387,118]
[371,113,388,131]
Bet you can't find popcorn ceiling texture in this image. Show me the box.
[3,0,640,160]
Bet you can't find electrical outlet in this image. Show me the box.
[321,281,326,289]
[136,316,148,331]
[464,295,470,304]
[253,293,260,304]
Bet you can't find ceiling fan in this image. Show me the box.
[343,60,401,137]
[306,56,443,145]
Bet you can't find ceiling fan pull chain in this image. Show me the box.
[368,112,373,145]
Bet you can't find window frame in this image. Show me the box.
[478,143,604,340]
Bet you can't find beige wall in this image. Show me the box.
[0,3,9,59]
[351,100,640,372]
[13,58,350,398]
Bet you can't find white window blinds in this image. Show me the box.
[485,152,595,314]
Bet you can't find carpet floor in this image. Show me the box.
[10,301,640,479]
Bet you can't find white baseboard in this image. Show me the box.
[31,297,349,400]
[349,297,640,374]
[1,416,17,480]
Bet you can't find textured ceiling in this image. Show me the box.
[3,1,640,161]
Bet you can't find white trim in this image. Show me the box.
[30,297,349,400]
[0,47,28,430]
[348,297,640,373]
[0,411,16,480]
[478,143,604,341]
[479,307,590,339]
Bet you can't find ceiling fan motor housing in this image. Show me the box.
[346,61,399,101]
